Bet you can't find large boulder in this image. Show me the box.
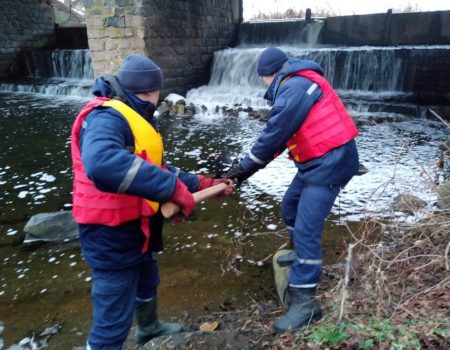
[23,211,78,244]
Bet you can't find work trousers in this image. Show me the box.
[281,172,344,288]
[87,253,160,350]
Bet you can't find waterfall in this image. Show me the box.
[187,45,450,115]
[0,49,94,98]
[24,49,93,80]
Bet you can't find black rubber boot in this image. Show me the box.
[272,287,322,333]
[135,297,183,345]
[276,250,296,267]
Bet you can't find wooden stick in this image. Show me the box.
[161,182,231,218]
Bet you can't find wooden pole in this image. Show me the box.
[161,182,231,219]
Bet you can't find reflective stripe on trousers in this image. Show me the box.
[87,253,160,350]
[281,173,343,287]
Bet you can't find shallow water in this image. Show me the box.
[0,91,446,349]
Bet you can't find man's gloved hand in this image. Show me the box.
[224,165,252,187]
[169,179,195,223]
[197,175,234,197]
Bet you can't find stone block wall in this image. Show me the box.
[84,0,242,96]
[0,0,55,79]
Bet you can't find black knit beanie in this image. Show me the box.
[257,47,288,76]
[117,54,163,93]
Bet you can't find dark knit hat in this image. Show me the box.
[257,47,288,76]
[118,54,163,93]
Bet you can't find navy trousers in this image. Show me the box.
[87,253,160,350]
[281,172,344,288]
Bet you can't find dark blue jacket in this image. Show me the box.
[78,76,199,270]
[240,58,359,186]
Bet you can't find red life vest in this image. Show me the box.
[71,97,164,252]
[286,70,358,163]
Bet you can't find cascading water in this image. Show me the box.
[187,44,450,117]
[185,22,449,223]
[0,49,93,98]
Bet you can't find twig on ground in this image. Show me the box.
[338,242,354,322]
[445,241,450,271]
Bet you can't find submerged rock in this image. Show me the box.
[357,163,369,175]
[23,211,78,244]
[393,194,427,211]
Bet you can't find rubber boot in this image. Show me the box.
[276,250,296,267]
[272,287,322,333]
[135,297,183,345]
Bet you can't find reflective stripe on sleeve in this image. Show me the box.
[306,83,318,95]
[248,151,266,165]
[118,156,144,193]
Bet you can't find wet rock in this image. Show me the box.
[185,103,196,116]
[226,108,238,117]
[357,163,369,175]
[141,329,256,350]
[248,110,260,119]
[165,93,185,106]
[259,109,271,121]
[164,93,189,117]
[157,101,170,117]
[176,102,186,116]
[23,211,78,244]
[393,194,427,211]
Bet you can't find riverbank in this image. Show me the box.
[125,209,449,350]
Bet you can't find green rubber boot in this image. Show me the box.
[135,297,183,345]
[272,287,322,333]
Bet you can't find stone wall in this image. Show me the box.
[321,10,450,46]
[84,0,242,96]
[0,0,55,79]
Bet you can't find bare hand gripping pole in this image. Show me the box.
[161,182,232,219]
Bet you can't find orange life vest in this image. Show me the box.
[71,97,164,252]
[286,70,358,163]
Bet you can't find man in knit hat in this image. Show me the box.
[226,47,359,332]
[71,53,232,349]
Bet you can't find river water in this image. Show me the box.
[0,46,448,349]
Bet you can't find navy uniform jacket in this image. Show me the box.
[240,58,359,186]
[78,77,199,270]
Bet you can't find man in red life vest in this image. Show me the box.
[71,54,232,350]
[226,47,359,332]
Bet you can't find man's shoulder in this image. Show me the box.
[85,106,128,127]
